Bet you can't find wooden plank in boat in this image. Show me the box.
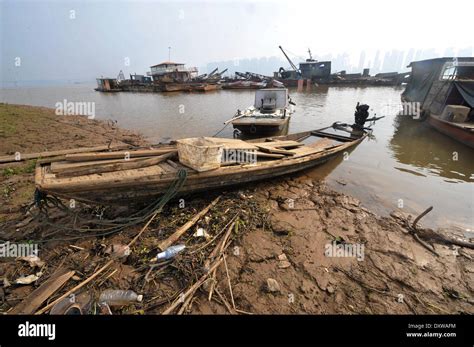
[307,138,337,149]
[204,137,258,150]
[44,164,166,190]
[255,151,285,159]
[310,131,352,142]
[255,145,295,156]
[65,148,177,162]
[56,153,174,177]
[159,162,178,173]
[51,156,152,173]
[289,139,339,159]
[253,140,303,148]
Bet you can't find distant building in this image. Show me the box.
[147,61,198,83]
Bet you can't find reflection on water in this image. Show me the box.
[1,84,472,228]
[390,115,474,183]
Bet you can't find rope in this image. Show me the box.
[212,122,231,137]
[32,169,187,243]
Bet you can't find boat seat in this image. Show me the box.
[260,98,277,114]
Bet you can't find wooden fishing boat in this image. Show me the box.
[231,88,294,136]
[428,113,474,148]
[35,123,369,205]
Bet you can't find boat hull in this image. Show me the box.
[161,83,191,92]
[428,115,474,148]
[232,117,290,136]
[190,84,220,92]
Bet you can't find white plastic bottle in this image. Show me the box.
[156,244,186,261]
[98,290,143,306]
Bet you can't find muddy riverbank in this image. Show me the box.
[0,104,472,315]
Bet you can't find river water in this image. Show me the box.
[1,84,473,229]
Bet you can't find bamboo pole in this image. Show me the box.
[65,149,176,162]
[0,144,132,164]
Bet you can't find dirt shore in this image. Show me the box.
[0,104,472,315]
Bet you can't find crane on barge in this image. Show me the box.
[278,45,301,78]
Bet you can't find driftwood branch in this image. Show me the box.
[412,206,433,230]
[406,206,438,256]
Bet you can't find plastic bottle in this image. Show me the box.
[156,244,186,260]
[98,290,143,306]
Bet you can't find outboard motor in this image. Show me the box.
[353,102,370,130]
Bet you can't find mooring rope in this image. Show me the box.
[32,169,187,242]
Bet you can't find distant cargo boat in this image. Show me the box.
[190,83,221,92]
[160,83,191,92]
[95,78,121,92]
[274,46,331,87]
[231,88,294,136]
[148,61,198,83]
[402,57,474,148]
[274,46,407,87]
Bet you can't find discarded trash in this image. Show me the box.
[50,295,76,315]
[14,272,42,285]
[17,255,45,268]
[105,244,131,259]
[98,302,113,315]
[50,292,92,315]
[156,244,186,261]
[65,305,82,315]
[193,228,210,239]
[50,300,82,315]
[98,289,143,307]
[2,277,11,288]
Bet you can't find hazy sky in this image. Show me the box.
[1,0,473,82]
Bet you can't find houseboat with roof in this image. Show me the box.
[402,57,474,148]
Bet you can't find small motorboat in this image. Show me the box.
[231,88,295,137]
